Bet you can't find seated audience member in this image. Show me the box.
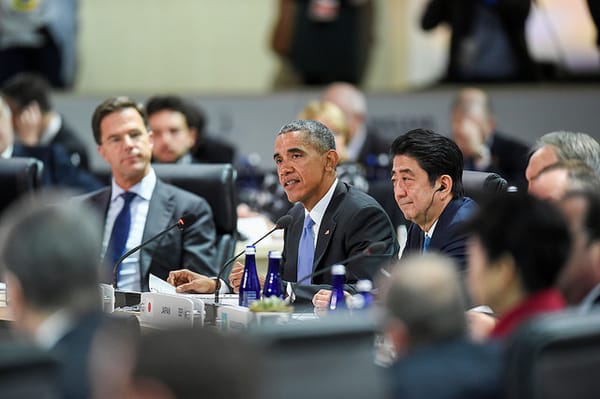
[1,73,90,169]
[525,131,600,190]
[0,95,101,193]
[528,160,600,202]
[127,328,259,399]
[321,82,390,170]
[451,87,529,190]
[392,128,477,269]
[383,253,501,399]
[170,120,398,306]
[77,96,217,291]
[145,95,200,164]
[466,193,571,339]
[0,193,108,399]
[557,189,600,310]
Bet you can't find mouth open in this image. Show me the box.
[284,179,300,188]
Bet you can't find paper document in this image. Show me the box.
[149,273,176,294]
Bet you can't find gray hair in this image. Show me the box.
[0,191,103,313]
[277,119,336,153]
[536,131,600,174]
[384,253,467,347]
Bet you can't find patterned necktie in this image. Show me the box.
[106,192,137,271]
[297,214,315,285]
[423,233,431,253]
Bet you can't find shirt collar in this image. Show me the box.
[1,143,13,158]
[34,308,75,350]
[306,178,338,226]
[110,167,157,202]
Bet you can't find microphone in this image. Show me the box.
[295,241,388,285]
[112,213,200,287]
[213,214,292,304]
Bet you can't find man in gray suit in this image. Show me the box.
[79,96,217,292]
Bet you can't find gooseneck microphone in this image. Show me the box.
[112,213,200,287]
[295,241,388,285]
[213,214,293,304]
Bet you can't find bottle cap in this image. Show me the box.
[356,279,372,292]
[331,264,346,275]
[245,245,256,255]
[268,250,282,259]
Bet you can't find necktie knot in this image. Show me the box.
[304,214,315,230]
[121,191,136,205]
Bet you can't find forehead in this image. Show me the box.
[148,109,186,124]
[530,146,559,173]
[100,108,146,137]
[274,131,313,151]
[392,154,425,174]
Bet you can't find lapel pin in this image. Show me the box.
[324,229,330,235]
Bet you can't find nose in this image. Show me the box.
[393,180,407,199]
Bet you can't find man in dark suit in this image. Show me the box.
[0,193,111,399]
[383,253,501,398]
[78,96,217,292]
[392,128,477,270]
[451,87,530,190]
[170,120,398,306]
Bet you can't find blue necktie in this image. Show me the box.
[423,234,431,253]
[106,192,137,271]
[297,214,315,285]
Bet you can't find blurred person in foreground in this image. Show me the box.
[451,87,529,190]
[171,119,398,307]
[525,131,600,190]
[466,193,571,340]
[528,160,600,202]
[0,192,106,399]
[383,253,501,399]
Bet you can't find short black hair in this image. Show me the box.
[390,128,464,198]
[145,95,197,128]
[91,96,147,145]
[1,73,52,112]
[278,119,336,154]
[466,193,571,293]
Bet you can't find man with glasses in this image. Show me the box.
[78,96,217,292]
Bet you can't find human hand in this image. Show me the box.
[466,309,497,342]
[167,269,217,294]
[452,116,485,159]
[14,102,42,146]
[228,262,245,293]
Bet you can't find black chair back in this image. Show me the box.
[152,163,238,268]
[505,310,600,399]
[0,157,42,213]
[462,170,508,203]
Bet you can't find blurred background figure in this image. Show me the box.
[528,160,600,202]
[525,131,600,190]
[466,193,571,340]
[1,72,90,169]
[421,0,538,82]
[0,0,78,88]
[451,87,529,190]
[271,0,374,88]
[0,192,107,399]
[0,94,101,193]
[146,95,200,164]
[186,100,236,165]
[383,253,501,399]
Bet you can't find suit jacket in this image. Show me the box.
[78,178,217,291]
[53,117,91,170]
[402,197,478,270]
[388,338,502,399]
[282,181,399,304]
[13,142,102,193]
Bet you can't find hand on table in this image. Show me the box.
[167,269,217,294]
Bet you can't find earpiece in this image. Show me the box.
[436,184,446,192]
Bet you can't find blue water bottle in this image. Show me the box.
[328,264,347,311]
[263,250,283,299]
[239,245,260,307]
[351,279,373,310]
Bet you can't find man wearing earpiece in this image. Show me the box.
[391,128,477,269]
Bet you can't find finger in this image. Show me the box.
[176,282,199,294]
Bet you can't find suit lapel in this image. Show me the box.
[283,204,304,281]
[139,181,175,279]
[313,182,345,270]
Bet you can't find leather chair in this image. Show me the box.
[462,170,508,203]
[0,157,42,213]
[152,163,238,269]
[504,310,600,399]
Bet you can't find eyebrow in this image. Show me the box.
[273,147,305,160]
[392,168,415,176]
